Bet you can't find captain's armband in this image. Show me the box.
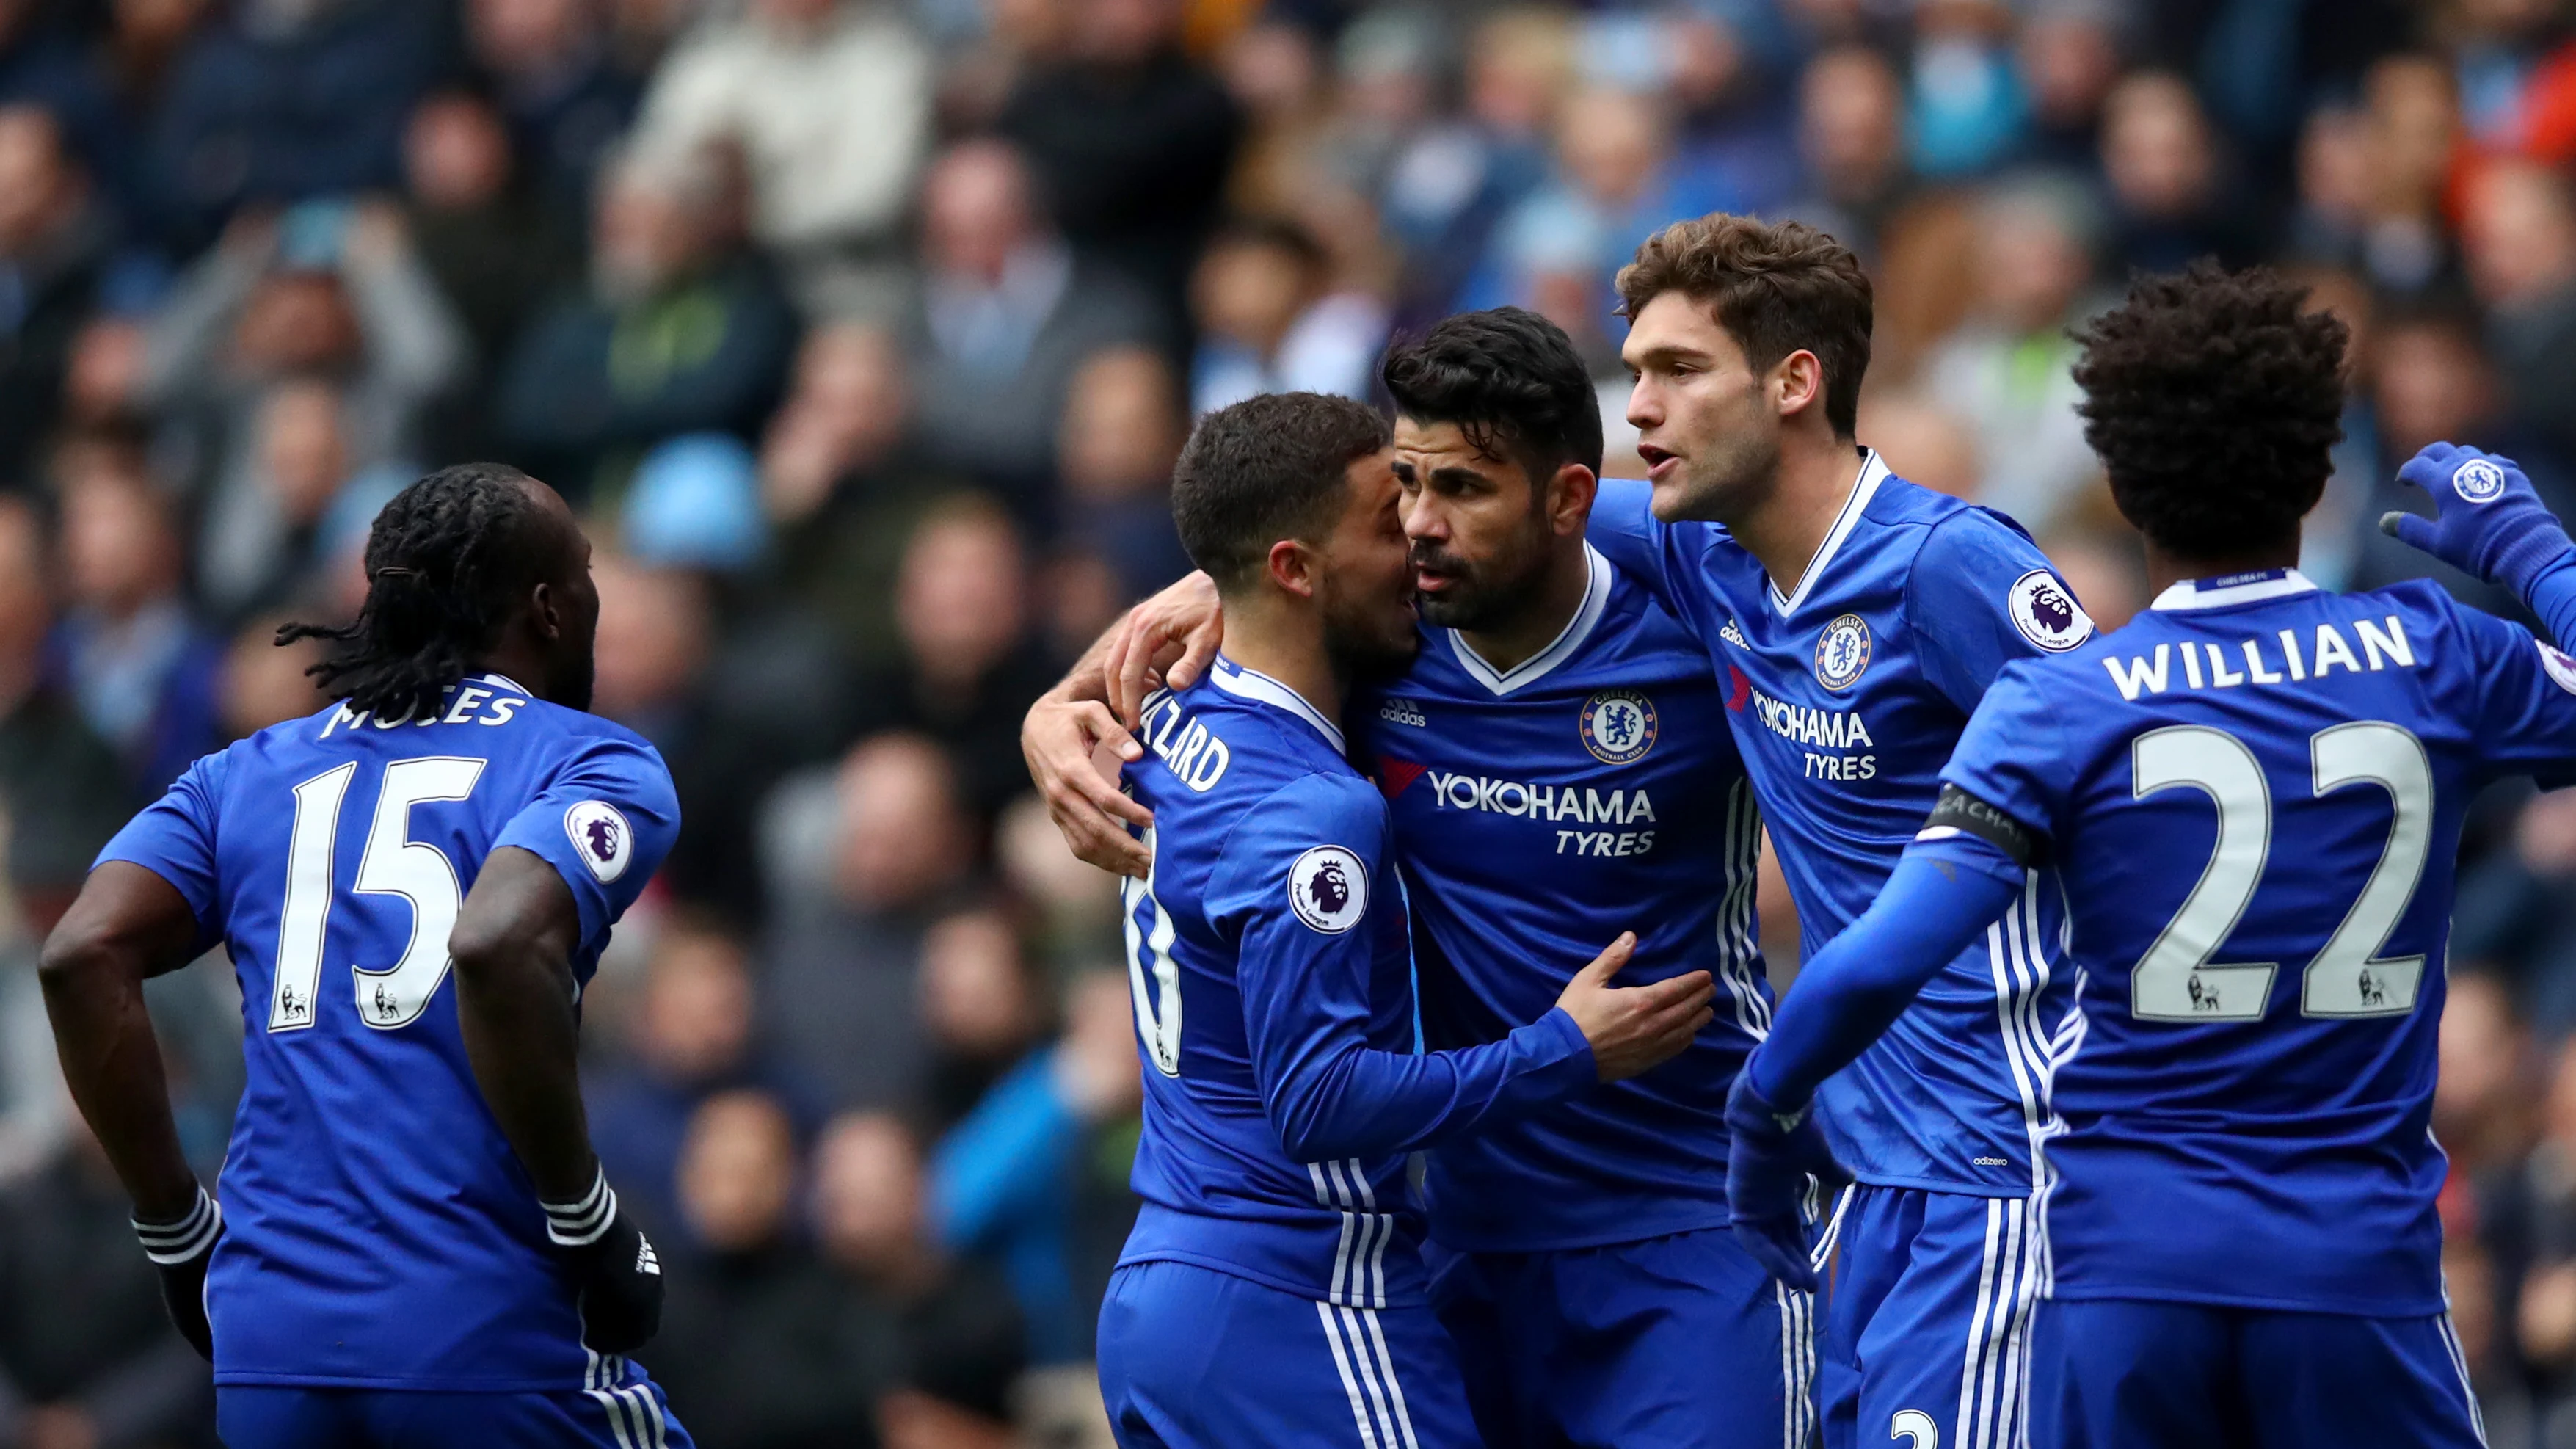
[1917,784,2045,868]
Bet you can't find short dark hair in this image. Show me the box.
[278,462,560,722]
[1379,307,1604,483]
[1615,214,1874,437]
[1171,392,1391,592]
[2072,261,2348,559]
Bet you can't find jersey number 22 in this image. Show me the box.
[2130,722,2430,1022]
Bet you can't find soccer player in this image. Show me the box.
[1583,215,2093,1448]
[1087,391,1717,1449]
[40,465,688,1448]
[1030,309,1824,1449]
[1725,263,2576,1448]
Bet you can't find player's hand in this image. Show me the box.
[543,1168,664,1354]
[1724,1070,1847,1295]
[133,1185,222,1361]
[1022,691,1151,878]
[1553,933,1714,1083]
[1107,572,1223,727]
[2380,443,2576,598]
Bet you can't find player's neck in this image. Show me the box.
[1218,597,1346,732]
[473,640,555,705]
[2143,538,2303,599]
[1455,540,1592,675]
[1731,430,1863,602]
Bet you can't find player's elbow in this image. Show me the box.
[444,915,522,987]
[1270,1088,1365,1163]
[35,921,118,995]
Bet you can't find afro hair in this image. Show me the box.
[2070,261,2348,561]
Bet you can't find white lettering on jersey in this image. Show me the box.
[1423,771,1659,827]
[2101,619,2420,702]
[1377,697,1427,728]
[1747,686,1876,750]
[1141,696,1233,792]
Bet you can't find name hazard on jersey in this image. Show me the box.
[1417,768,1659,857]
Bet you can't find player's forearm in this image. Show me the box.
[2525,549,2576,650]
[1265,1012,1595,1161]
[1747,840,2020,1108]
[452,935,597,1203]
[38,945,198,1220]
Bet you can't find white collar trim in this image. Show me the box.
[2150,569,2321,611]
[479,672,531,694]
[1209,657,1345,752]
[1769,449,1889,616]
[1447,544,1614,696]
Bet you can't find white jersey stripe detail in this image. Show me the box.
[1358,1307,1424,1449]
[587,1389,638,1449]
[1316,1302,1383,1449]
[1339,1304,1400,1449]
[632,1384,670,1449]
[1347,1159,1390,1310]
[2439,1309,2489,1445]
[1957,1199,2005,1448]
[1810,1184,1855,1271]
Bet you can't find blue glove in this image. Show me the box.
[1725,1068,1847,1295]
[2379,443,2576,599]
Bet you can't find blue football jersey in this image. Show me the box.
[1590,452,2089,1196]
[1114,657,1598,1308]
[1346,545,1770,1252]
[97,675,679,1390]
[1942,570,2576,1315]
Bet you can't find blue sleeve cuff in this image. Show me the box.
[1517,1006,1599,1096]
[2527,548,2576,650]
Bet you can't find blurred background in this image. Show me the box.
[0,0,2570,1443]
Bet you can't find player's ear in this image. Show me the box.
[1772,349,1824,422]
[527,579,563,643]
[1264,537,1319,602]
[1547,463,1598,537]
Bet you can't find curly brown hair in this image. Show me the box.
[1615,214,1874,437]
[2071,262,2348,559]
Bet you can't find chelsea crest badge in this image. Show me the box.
[1814,613,1872,691]
[1579,691,1658,765]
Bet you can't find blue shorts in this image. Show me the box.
[2028,1297,2486,1449]
[1427,1227,1818,1449]
[1816,1185,2041,1449]
[218,1358,691,1449]
[1098,1259,1480,1449]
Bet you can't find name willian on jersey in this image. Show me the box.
[2100,614,2421,701]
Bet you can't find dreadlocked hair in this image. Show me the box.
[277,462,550,723]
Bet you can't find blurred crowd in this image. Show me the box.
[0,0,2572,1443]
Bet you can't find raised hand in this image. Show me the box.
[2380,442,2575,597]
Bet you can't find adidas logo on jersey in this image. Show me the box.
[1719,617,1749,649]
[1378,698,1427,727]
[636,1238,661,1276]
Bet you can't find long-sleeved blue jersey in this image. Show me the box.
[1114,656,1599,1308]
[1347,545,1769,1252]
[1940,572,2576,1314]
[1589,452,2089,1196]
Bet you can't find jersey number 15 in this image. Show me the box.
[269,757,488,1034]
